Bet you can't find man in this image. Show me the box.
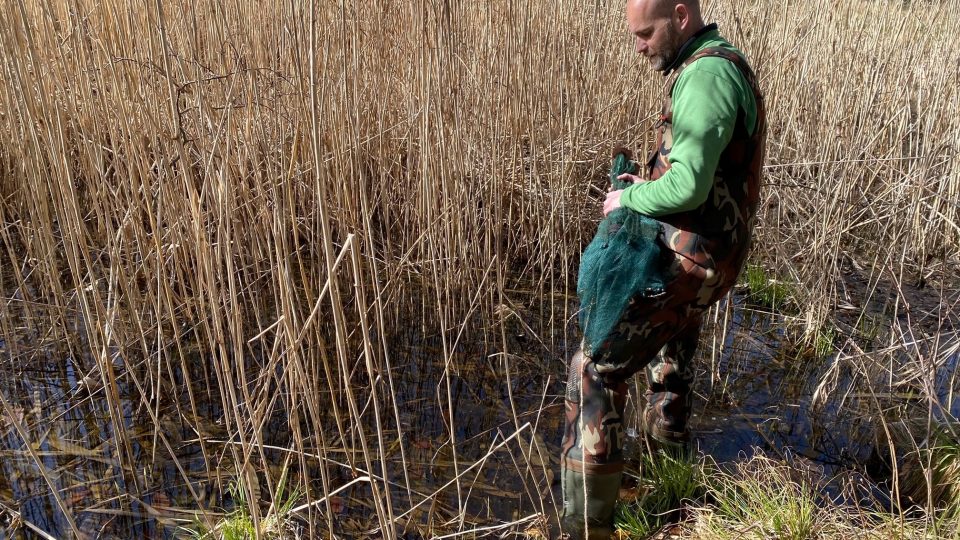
[560,0,766,537]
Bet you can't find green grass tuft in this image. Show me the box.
[694,455,819,540]
[743,265,795,312]
[615,448,703,538]
[613,445,960,539]
[182,475,302,540]
[899,423,960,535]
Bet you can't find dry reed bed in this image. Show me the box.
[0,0,959,536]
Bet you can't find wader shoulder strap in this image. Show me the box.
[665,46,763,101]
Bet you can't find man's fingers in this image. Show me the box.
[603,190,622,216]
[617,173,648,185]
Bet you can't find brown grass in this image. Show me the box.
[1,0,958,536]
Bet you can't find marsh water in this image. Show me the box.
[1,290,958,538]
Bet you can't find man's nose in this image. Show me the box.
[635,37,647,54]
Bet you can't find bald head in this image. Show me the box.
[629,0,701,18]
[626,0,705,71]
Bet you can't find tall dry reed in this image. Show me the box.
[0,0,958,536]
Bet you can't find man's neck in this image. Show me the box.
[680,22,706,44]
[664,22,718,74]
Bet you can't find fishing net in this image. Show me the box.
[577,150,667,358]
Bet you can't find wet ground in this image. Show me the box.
[0,286,958,538]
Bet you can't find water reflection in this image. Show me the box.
[0,294,957,537]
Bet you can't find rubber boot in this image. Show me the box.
[560,461,620,540]
[642,404,692,459]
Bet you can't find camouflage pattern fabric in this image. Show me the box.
[643,315,701,442]
[562,46,766,483]
[562,263,704,472]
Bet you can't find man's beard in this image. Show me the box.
[650,25,684,72]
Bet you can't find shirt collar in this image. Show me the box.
[663,23,720,75]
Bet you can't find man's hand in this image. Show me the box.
[603,190,625,216]
[603,173,649,216]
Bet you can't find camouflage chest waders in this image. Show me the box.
[560,47,767,538]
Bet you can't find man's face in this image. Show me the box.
[626,1,685,72]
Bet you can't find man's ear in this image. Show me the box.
[675,3,689,29]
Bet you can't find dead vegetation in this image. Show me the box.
[0,0,958,537]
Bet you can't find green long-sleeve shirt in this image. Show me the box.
[620,27,758,217]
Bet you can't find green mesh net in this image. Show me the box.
[577,151,667,357]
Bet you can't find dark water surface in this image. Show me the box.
[1,293,957,538]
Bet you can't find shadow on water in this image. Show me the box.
[0,289,958,538]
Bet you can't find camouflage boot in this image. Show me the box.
[642,320,700,455]
[641,404,692,458]
[560,348,626,540]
